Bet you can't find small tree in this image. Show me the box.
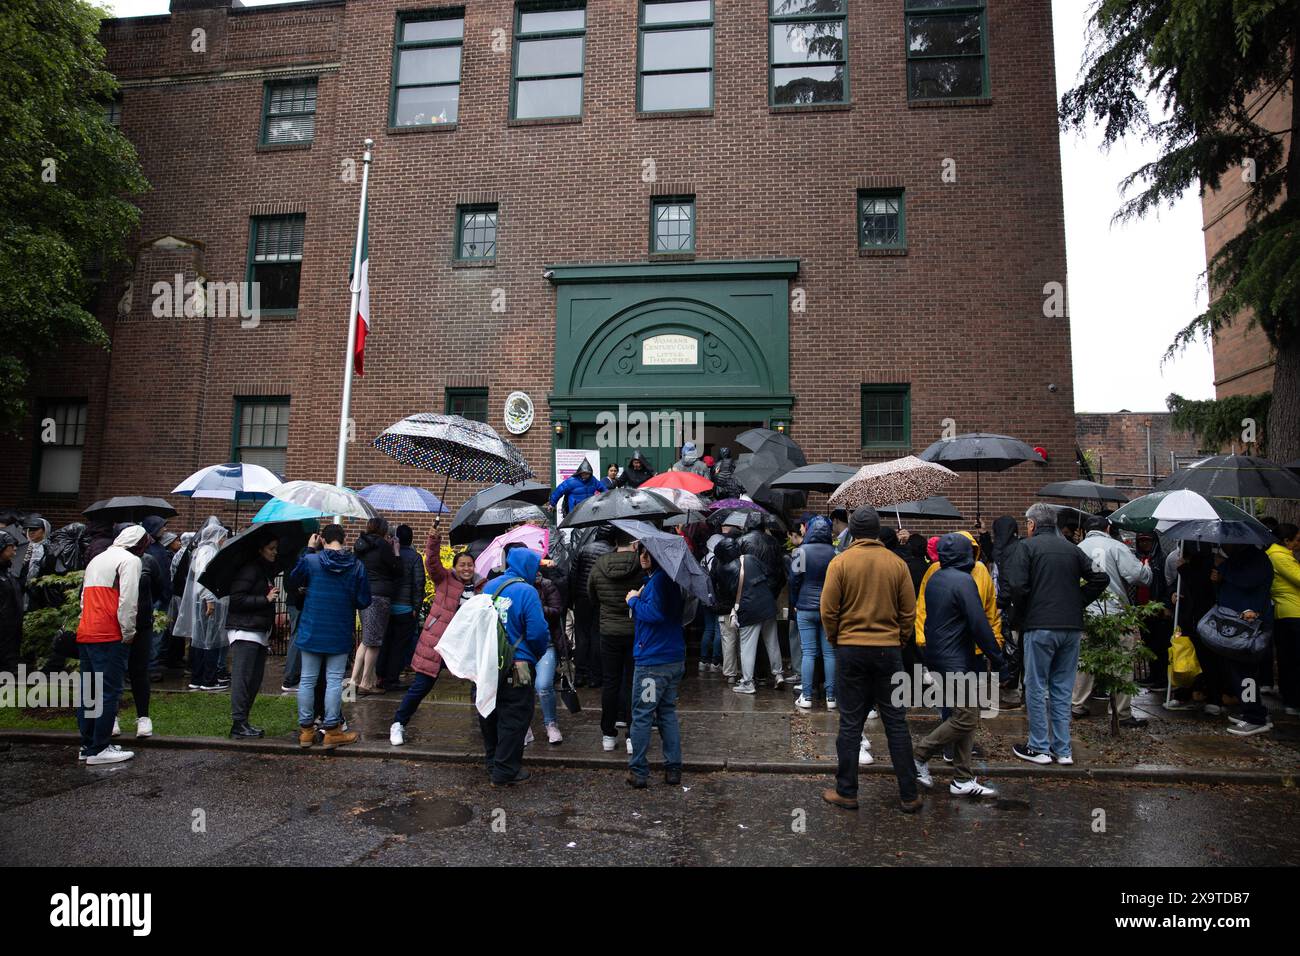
[21,570,85,666]
[1080,601,1164,736]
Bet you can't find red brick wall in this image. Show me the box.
[1075,412,1201,490]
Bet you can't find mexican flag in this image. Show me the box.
[351,200,370,376]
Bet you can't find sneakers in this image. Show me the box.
[710,662,721,673]
[626,737,633,755]
[732,680,756,695]
[1226,721,1273,737]
[546,723,563,745]
[614,721,628,730]
[187,683,202,691]
[80,743,126,762]
[698,661,707,674]
[1163,700,1198,711]
[794,694,813,710]
[913,758,933,789]
[112,718,121,737]
[1202,703,1223,715]
[389,722,405,746]
[950,778,997,798]
[200,684,225,692]
[1285,707,1300,716]
[602,735,617,752]
[860,735,872,751]
[321,726,359,749]
[1055,754,1075,765]
[1228,715,1250,727]
[858,742,874,766]
[280,684,298,694]
[867,709,879,720]
[524,727,535,747]
[86,746,134,766]
[1012,742,1052,764]
[826,697,838,710]
[135,717,152,738]
[773,674,787,690]
[1119,716,1149,728]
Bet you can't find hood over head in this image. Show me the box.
[938,532,975,572]
[197,516,227,550]
[926,536,940,562]
[956,529,980,559]
[505,544,542,582]
[991,516,1019,562]
[880,527,900,551]
[803,515,833,545]
[714,536,741,563]
[319,547,358,573]
[575,458,594,478]
[629,450,648,468]
[113,525,149,550]
[141,515,168,538]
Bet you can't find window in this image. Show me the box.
[861,386,910,448]
[391,9,465,127]
[905,0,987,100]
[33,400,87,495]
[233,398,290,474]
[456,205,498,260]
[858,190,904,249]
[248,215,305,313]
[105,96,122,127]
[446,388,489,423]
[651,196,695,253]
[639,1,713,112]
[512,2,586,120]
[769,0,847,105]
[262,78,317,144]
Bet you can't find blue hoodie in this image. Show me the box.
[482,547,551,665]
[923,534,1003,674]
[788,515,835,613]
[549,472,602,511]
[290,547,372,655]
[628,568,685,666]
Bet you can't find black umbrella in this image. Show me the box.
[449,482,552,545]
[610,519,714,605]
[770,462,859,493]
[478,500,547,526]
[735,448,808,512]
[1038,479,1130,505]
[736,428,805,461]
[560,487,681,528]
[1155,454,1300,500]
[877,496,963,520]
[83,496,178,522]
[197,519,317,598]
[1160,518,1275,548]
[918,433,1041,523]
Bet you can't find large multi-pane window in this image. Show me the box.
[391,9,465,127]
[446,388,489,423]
[905,0,987,100]
[262,79,317,144]
[512,2,586,120]
[456,205,498,261]
[33,400,87,495]
[858,190,905,250]
[234,398,290,474]
[861,386,910,448]
[769,0,847,105]
[638,1,713,112]
[248,215,305,313]
[651,197,695,253]
[105,96,122,127]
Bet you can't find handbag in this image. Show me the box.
[1167,629,1201,687]
[729,557,745,630]
[1195,606,1270,662]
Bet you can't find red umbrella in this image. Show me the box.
[640,471,714,495]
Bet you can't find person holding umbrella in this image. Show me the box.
[225,530,280,739]
[1215,542,1275,736]
[625,544,686,788]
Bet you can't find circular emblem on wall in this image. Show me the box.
[504,391,534,435]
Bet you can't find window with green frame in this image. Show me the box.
[262,78,317,144]
[769,0,847,105]
[512,1,586,120]
[233,397,290,474]
[446,387,489,423]
[32,399,87,495]
[456,204,498,260]
[391,8,465,127]
[651,196,695,253]
[105,96,122,128]
[905,0,987,100]
[639,1,713,112]
[247,215,305,313]
[861,385,910,448]
[857,190,904,250]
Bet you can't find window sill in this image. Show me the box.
[858,248,907,258]
[257,141,313,152]
[636,108,713,120]
[908,96,992,109]
[649,252,696,262]
[388,123,459,135]
[508,116,582,128]
[451,259,496,269]
[859,447,913,456]
[254,309,299,320]
[770,102,852,114]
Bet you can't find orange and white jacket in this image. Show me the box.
[76,526,146,645]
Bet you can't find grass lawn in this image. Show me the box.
[0,691,300,737]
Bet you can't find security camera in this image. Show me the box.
[1048,383,1059,393]
[542,269,555,280]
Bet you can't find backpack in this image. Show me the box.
[490,575,529,671]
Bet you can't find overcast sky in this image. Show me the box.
[104,0,1218,413]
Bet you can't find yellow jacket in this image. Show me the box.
[915,531,1002,648]
[1267,543,1300,619]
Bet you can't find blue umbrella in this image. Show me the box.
[358,484,450,514]
[252,498,325,523]
[611,519,714,605]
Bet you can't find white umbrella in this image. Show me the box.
[1152,489,1234,530]
[642,487,708,512]
[268,481,378,521]
[173,462,284,523]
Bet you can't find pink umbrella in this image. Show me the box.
[475,525,549,579]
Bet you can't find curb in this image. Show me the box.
[2,729,1294,787]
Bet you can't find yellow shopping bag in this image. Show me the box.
[1168,629,1201,687]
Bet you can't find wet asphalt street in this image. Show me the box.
[3,744,1298,866]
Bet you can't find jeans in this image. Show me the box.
[393,671,438,726]
[833,644,917,802]
[230,640,267,724]
[536,646,558,726]
[77,642,127,757]
[600,634,634,736]
[796,610,836,699]
[479,663,536,783]
[1023,628,1082,757]
[629,661,684,780]
[189,644,219,688]
[298,650,348,728]
[699,612,721,664]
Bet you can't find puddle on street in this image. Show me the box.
[357,796,474,835]
[991,797,1030,811]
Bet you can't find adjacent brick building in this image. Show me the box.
[1075,411,1202,493]
[1,0,1079,529]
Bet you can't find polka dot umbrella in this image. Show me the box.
[373,413,535,504]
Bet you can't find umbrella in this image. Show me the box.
[736,428,805,461]
[640,471,714,495]
[664,510,709,528]
[708,498,769,514]
[918,433,1041,523]
[560,487,681,528]
[358,484,450,514]
[476,500,548,527]
[172,462,283,501]
[252,498,324,523]
[1038,479,1130,506]
[1159,518,1275,548]
[268,481,378,521]
[196,519,317,598]
[449,482,552,545]
[642,487,709,512]
[373,414,534,509]
[83,497,178,522]
[1109,489,1257,534]
[770,462,860,493]
[828,456,958,510]
[610,519,714,605]
[474,525,550,579]
[1155,454,1300,500]
[877,496,963,520]
[735,450,808,511]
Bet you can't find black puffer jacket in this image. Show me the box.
[354,533,403,600]
[712,537,776,627]
[711,452,743,499]
[226,558,276,632]
[587,549,645,640]
[393,544,426,611]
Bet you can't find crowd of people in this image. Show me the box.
[2,443,1297,800]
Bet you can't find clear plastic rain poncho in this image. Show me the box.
[174,516,229,648]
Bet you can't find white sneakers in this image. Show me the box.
[546,723,563,745]
[913,759,934,789]
[602,735,617,752]
[524,727,535,747]
[1226,721,1273,737]
[112,718,121,737]
[626,737,633,754]
[136,717,153,738]
[826,698,838,710]
[1203,703,1223,715]
[86,745,134,766]
[794,694,813,710]
[867,709,879,720]
[732,680,756,695]
[389,722,405,746]
[950,778,998,798]
[858,741,874,766]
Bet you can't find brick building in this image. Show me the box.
[1074,411,1202,493]
[1,0,1078,528]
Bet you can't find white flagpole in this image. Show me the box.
[335,138,374,500]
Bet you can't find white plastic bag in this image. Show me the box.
[431,594,501,717]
